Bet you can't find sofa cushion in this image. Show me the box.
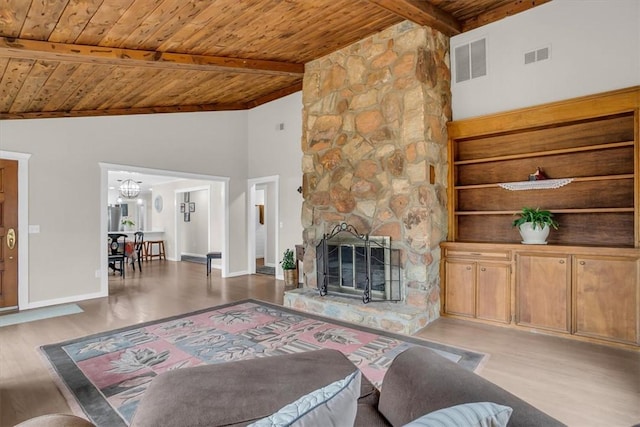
[402,402,513,427]
[248,370,360,427]
[378,346,564,427]
[131,349,379,427]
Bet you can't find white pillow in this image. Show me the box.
[248,370,361,427]
[402,402,513,427]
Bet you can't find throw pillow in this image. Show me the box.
[402,402,513,427]
[248,370,361,427]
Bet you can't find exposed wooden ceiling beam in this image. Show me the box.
[0,102,249,120]
[0,82,305,120]
[0,37,305,77]
[365,0,461,36]
[462,0,552,32]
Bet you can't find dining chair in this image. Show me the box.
[130,231,144,271]
[108,233,127,277]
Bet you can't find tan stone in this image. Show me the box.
[406,261,427,283]
[355,110,384,135]
[371,49,398,69]
[393,53,415,77]
[337,98,349,114]
[367,68,392,86]
[390,194,409,218]
[309,191,331,207]
[376,208,394,222]
[316,173,331,191]
[354,160,378,179]
[330,186,356,213]
[395,24,424,52]
[348,215,371,235]
[403,207,431,251]
[321,212,345,224]
[309,115,342,149]
[415,48,438,88]
[386,150,405,176]
[301,202,314,227]
[407,161,427,183]
[375,144,396,159]
[351,90,378,110]
[406,289,427,308]
[346,55,367,85]
[336,134,348,146]
[321,64,347,96]
[343,138,374,160]
[356,200,376,218]
[302,154,315,173]
[351,179,378,199]
[405,143,417,162]
[392,178,410,194]
[372,221,401,241]
[416,185,435,206]
[380,318,405,333]
[320,148,342,171]
[381,93,401,124]
[369,126,393,144]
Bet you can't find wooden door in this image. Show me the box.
[476,263,511,323]
[444,260,475,317]
[574,256,638,344]
[0,159,19,309]
[516,253,570,332]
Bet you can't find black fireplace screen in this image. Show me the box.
[316,223,401,303]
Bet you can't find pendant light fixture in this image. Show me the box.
[119,179,141,199]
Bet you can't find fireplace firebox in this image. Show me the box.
[316,223,401,303]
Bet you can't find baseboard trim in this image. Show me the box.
[23,290,107,310]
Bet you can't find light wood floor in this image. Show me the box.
[0,260,638,426]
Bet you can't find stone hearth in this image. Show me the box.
[284,21,451,334]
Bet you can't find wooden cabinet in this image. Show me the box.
[444,260,475,317]
[574,256,638,345]
[443,248,511,324]
[441,242,640,348]
[516,253,571,332]
[476,263,510,323]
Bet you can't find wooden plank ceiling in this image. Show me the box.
[0,0,549,119]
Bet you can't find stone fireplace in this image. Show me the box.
[284,21,451,334]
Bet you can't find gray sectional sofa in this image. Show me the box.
[130,346,564,427]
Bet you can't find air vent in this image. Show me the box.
[454,38,487,83]
[524,46,550,65]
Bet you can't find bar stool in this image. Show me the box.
[145,240,166,261]
[206,252,222,276]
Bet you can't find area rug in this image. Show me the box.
[41,299,485,427]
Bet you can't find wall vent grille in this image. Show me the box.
[525,46,551,64]
[454,38,487,83]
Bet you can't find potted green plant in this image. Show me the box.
[121,217,135,231]
[512,207,559,244]
[280,249,297,289]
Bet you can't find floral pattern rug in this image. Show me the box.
[41,299,484,427]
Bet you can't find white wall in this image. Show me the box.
[451,0,640,119]
[0,111,247,306]
[178,189,209,257]
[248,92,304,276]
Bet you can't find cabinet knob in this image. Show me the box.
[466,266,472,270]
[480,267,486,272]
[559,260,565,264]
[579,261,586,265]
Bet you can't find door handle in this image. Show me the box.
[7,228,16,250]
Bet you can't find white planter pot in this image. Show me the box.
[518,222,550,244]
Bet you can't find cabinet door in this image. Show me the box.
[574,256,638,344]
[476,263,511,323]
[516,254,571,332]
[444,260,475,317]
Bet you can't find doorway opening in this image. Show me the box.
[248,176,278,277]
[100,163,229,294]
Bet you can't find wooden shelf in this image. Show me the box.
[454,174,634,190]
[447,87,639,248]
[454,140,634,166]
